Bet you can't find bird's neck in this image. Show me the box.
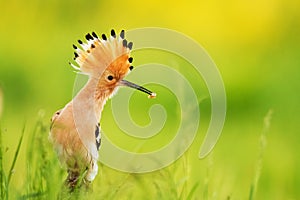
[73,77,111,122]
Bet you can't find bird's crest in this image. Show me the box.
[70,29,134,77]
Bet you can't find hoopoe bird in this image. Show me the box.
[50,29,156,189]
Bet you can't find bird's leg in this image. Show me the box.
[65,164,94,192]
[65,169,81,192]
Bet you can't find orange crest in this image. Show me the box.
[71,30,134,78]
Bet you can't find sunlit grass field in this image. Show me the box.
[0,0,299,199]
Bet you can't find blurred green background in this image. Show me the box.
[0,0,299,199]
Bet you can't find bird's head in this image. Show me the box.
[97,54,132,97]
[71,29,156,99]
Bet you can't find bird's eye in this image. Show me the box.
[107,75,114,81]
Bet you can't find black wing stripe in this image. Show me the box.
[95,123,101,150]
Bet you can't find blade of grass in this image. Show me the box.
[178,177,188,200]
[154,181,164,199]
[186,181,200,200]
[0,124,6,199]
[248,109,272,200]
[7,123,25,194]
[26,115,44,195]
[108,173,131,200]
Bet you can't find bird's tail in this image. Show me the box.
[70,29,133,77]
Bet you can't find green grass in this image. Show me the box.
[0,111,276,199]
[248,110,272,200]
[0,123,25,200]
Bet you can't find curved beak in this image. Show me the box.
[120,80,156,98]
